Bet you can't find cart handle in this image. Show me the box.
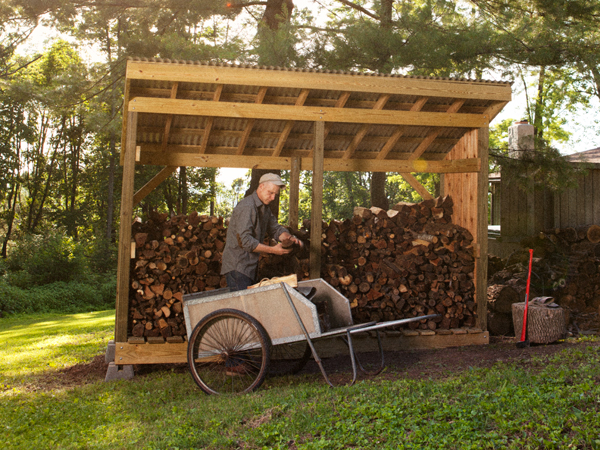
[348,314,441,335]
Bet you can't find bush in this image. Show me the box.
[0,276,116,315]
[5,231,87,287]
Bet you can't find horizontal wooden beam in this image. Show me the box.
[137,151,480,173]
[127,60,512,102]
[137,126,461,146]
[129,97,489,128]
[129,86,497,114]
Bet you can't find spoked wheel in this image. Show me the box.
[268,341,311,377]
[187,308,271,395]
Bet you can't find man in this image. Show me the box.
[221,173,303,291]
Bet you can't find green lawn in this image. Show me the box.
[1,312,600,449]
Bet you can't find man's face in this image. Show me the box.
[257,182,281,205]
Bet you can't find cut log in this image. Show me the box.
[487,284,520,314]
[512,302,566,343]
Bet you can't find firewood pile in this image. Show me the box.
[310,196,477,330]
[487,224,600,336]
[129,211,228,339]
[127,195,478,338]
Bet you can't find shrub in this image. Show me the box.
[0,276,116,315]
[4,230,88,287]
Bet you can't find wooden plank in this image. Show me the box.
[115,330,490,364]
[311,121,324,279]
[559,187,569,229]
[133,166,178,206]
[198,84,223,154]
[120,79,131,165]
[553,187,561,228]
[567,180,578,227]
[115,112,138,343]
[237,87,268,155]
[272,89,310,157]
[399,172,433,200]
[138,151,481,173]
[289,156,300,229]
[313,330,489,356]
[129,97,490,128]
[126,60,513,101]
[115,342,188,364]
[476,127,489,331]
[584,173,593,225]
[594,170,600,224]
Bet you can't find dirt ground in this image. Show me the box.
[38,333,598,392]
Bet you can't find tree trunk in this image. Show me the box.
[370,172,388,210]
[261,0,294,30]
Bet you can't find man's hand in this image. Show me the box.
[288,235,304,248]
[253,242,292,256]
[269,242,293,255]
[279,232,304,248]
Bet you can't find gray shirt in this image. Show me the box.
[220,191,288,281]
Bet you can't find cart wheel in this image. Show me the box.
[187,308,271,395]
[268,342,311,376]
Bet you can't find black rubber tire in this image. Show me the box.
[187,308,271,395]
[268,341,311,376]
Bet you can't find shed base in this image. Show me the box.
[105,362,134,382]
[113,328,488,366]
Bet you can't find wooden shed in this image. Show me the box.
[113,58,511,365]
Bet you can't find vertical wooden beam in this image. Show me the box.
[476,127,489,331]
[289,156,301,229]
[310,121,325,279]
[115,111,138,343]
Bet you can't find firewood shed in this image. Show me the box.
[111,57,511,369]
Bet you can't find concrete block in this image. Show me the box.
[105,339,115,364]
[105,362,134,382]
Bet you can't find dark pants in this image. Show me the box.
[226,271,255,292]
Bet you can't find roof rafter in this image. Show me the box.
[198,84,223,154]
[272,89,310,157]
[236,86,268,155]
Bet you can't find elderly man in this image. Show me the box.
[221,173,303,291]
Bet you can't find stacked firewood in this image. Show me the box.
[487,224,600,335]
[127,196,477,338]
[129,211,228,339]
[311,196,477,330]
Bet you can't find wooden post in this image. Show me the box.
[310,121,324,279]
[115,111,138,342]
[476,127,489,331]
[289,156,300,229]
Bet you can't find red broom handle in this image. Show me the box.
[520,249,534,342]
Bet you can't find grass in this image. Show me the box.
[1,312,600,449]
[0,311,115,392]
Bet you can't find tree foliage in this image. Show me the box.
[0,0,597,286]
